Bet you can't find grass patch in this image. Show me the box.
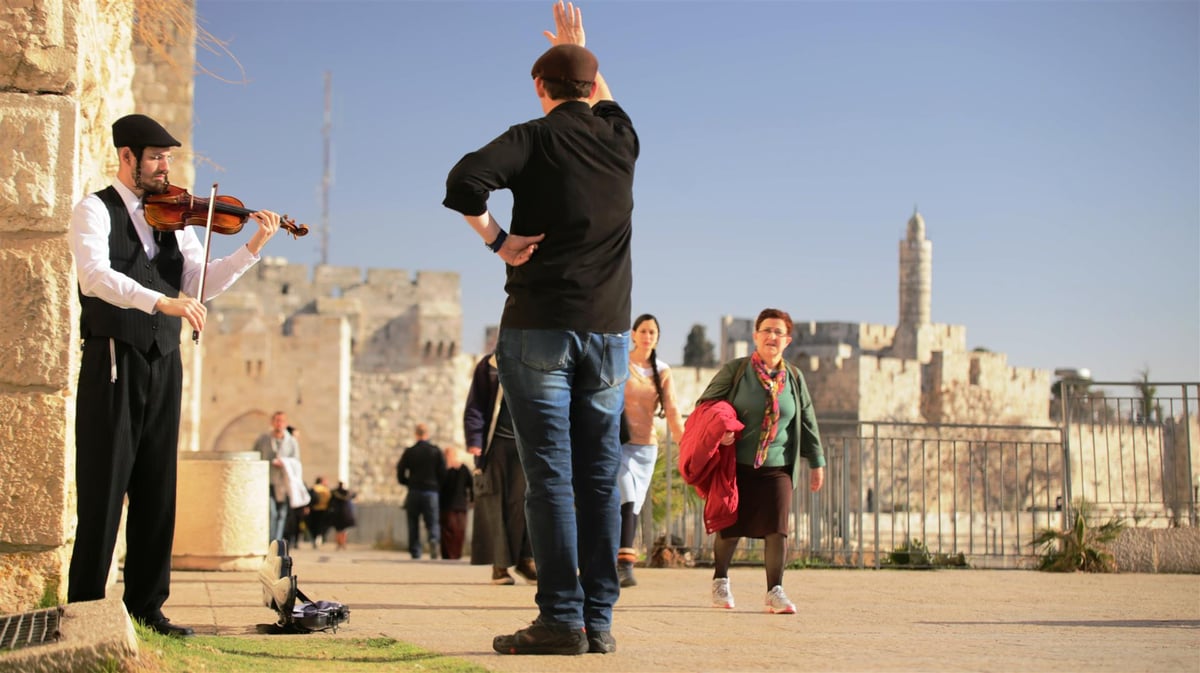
[127,623,489,673]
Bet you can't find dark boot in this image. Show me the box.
[617,560,637,588]
[617,546,638,587]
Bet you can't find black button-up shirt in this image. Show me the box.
[444,100,639,333]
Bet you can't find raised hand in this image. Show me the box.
[543,1,585,47]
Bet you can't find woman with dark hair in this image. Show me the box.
[617,314,686,587]
[694,308,825,614]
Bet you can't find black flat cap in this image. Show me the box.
[112,114,181,148]
[531,44,598,83]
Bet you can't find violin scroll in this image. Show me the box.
[280,215,309,238]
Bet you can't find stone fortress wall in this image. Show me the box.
[196,257,472,501]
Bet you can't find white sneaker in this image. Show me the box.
[711,578,735,609]
[765,585,796,614]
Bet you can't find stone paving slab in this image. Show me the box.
[160,546,1200,673]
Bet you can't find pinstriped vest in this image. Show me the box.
[78,186,184,355]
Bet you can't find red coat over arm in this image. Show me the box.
[678,399,744,534]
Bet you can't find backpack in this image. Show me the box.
[258,539,350,633]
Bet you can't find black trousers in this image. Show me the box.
[68,337,182,622]
[483,434,532,567]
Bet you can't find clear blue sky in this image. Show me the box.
[192,0,1199,385]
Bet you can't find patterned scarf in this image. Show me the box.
[750,351,787,468]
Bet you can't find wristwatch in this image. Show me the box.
[486,229,508,253]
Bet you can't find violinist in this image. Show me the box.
[66,113,284,638]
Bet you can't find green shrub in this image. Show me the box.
[1030,499,1125,572]
[887,538,933,567]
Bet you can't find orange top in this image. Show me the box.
[623,359,686,445]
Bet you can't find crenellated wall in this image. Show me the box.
[213,260,462,373]
[924,350,1051,425]
[200,261,469,504]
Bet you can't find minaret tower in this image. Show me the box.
[894,207,933,360]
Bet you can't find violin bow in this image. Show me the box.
[193,182,219,344]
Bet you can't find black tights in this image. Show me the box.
[620,502,637,549]
[712,533,787,589]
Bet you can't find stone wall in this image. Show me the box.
[925,350,1051,425]
[857,356,924,422]
[199,306,352,486]
[213,259,463,374]
[350,355,478,503]
[797,352,862,420]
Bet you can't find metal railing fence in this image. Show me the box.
[643,384,1196,569]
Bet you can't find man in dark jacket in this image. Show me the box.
[396,423,446,559]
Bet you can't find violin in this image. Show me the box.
[142,185,309,239]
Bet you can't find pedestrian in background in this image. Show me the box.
[254,411,301,544]
[440,446,474,559]
[397,423,446,559]
[693,308,825,615]
[617,314,686,587]
[330,481,357,551]
[464,353,538,585]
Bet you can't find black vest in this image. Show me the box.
[78,186,184,355]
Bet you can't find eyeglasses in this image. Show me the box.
[757,328,789,338]
[144,153,174,163]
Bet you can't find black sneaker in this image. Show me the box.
[139,617,194,638]
[493,619,587,655]
[587,630,616,654]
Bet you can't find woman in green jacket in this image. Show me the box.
[696,308,825,614]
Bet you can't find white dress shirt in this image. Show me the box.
[69,181,260,314]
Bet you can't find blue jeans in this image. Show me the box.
[496,328,629,633]
[269,497,289,544]
[405,489,440,559]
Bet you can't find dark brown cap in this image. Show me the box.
[531,44,598,83]
[112,114,181,148]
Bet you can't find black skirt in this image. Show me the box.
[719,464,793,539]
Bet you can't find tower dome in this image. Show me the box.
[907,206,925,240]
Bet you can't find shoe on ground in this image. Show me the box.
[711,577,735,609]
[514,557,538,585]
[493,619,587,655]
[587,630,616,654]
[492,567,516,585]
[141,617,194,637]
[618,562,637,588]
[765,585,796,614]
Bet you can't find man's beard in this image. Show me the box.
[133,163,170,195]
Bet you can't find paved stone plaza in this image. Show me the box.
[160,546,1199,673]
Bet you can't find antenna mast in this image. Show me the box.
[321,71,332,265]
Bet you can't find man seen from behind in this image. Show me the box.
[443,1,638,656]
